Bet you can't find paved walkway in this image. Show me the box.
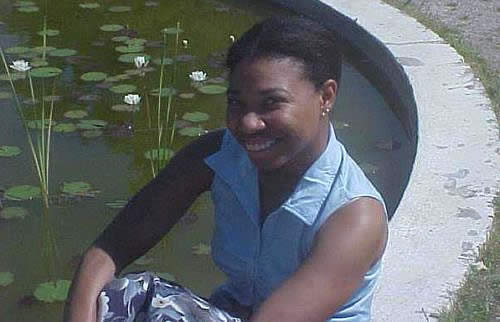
[319,0,500,320]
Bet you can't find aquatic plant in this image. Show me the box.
[124,93,141,105]
[189,70,207,82]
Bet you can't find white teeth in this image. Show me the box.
[246,139,276,152]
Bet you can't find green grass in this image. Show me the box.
[382,0,500,320]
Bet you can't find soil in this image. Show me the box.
[389,0,500,73]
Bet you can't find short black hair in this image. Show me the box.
[226,16,342,89]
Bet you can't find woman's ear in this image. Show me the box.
[320,79,338,110]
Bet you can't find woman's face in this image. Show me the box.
[226,57,336,174]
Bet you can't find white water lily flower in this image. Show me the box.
[229,35,235,43]
[134,56,149,69]
[189,70,207,82]
[124,94,141,105]
[9,60,31,72]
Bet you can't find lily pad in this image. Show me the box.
[53,123,77,133]
[117,53,150,64]
[100,24,124,32]
[0,207,28,219]
[33,280,71,303]
[149,87,177,97]
[115,45,144,53]
[111,104,139,112]
[32,46,56,54]
[37,29,60,37]
[0,272,14,287]
[27,119,56,129]
[5,185,41,200]
[64,110,88,119]
[30,67,62,78]
[105,199,128,209]
[0,72,26,81]
[182,112,209,123]
[0,145,22,157]
[61,181,92,195]
[192,243,211,255]
[77,119,107,130]
[197,84,227,95]
[13,1,35,6]
[108,5,131,12]
[81,130,103,138]
[5,46,31,54]
[48,48,77,57]
[111,36,130,42]
[162,27,184,34]
[43,95,62,102]
[17,6,39,12]
[178,126,204,137]
[31,59,49,67]
[144,148,174,161]
[0,91,12,99]
[152,57,173,65]
[79,2,100,9]
[80,72,108,82]
[125,38,147,46]
[179,92,195,99]
[110,84,137,94]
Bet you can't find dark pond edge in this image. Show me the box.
[266,0,418,218]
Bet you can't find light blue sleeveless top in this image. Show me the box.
[204,124,386,321]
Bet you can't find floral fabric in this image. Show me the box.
[98,271,242,322]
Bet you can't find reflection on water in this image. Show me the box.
[0,0,411,320]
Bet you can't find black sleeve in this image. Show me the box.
[93,129,225,273]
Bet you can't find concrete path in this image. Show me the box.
[318,0,500,320]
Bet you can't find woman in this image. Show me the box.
[64,16,388,322]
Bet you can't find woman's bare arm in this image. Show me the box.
[63,130,224,322]
[249,197,388,322]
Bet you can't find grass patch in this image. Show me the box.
[382,0,500,320]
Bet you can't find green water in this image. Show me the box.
[0,0,411,320]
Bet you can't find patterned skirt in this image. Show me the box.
[97,271,247,322]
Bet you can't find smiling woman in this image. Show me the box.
[64,16,387,322]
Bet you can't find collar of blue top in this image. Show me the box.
[204,123,342,226]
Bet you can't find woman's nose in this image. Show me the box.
[240,112,265,134]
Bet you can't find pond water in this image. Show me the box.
[0,0,412,320]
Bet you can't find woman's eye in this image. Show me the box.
[263,97,282,108]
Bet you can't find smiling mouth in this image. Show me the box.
[245,138,278,152]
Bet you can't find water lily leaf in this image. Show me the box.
[64,110,88,119]
[179,92,195,99]
[43,95,62,102]
[5,185,41,200]
[111,36,129,42]
[48,48,77,57]
[111,104,139,112]
[145,1,159,7]
[100,24,124,32]
[152,57,173,65]
[162,27,184,34]
[81,130,103,138]
[0,207,28,219]
[0,145,22,157]
[149,87,177,97]
[80,72,108,82]
[0,91,12,99]
[13,1,35,6]
[17,6,39,12]
[0,72,26,81]
[105,199,128,209]
[53,123,77,133]
[110,84,137,94]
[144,148,174,161]
[27,119,56,129]
[33,280,71,303]
[30,67,62,78]
[0,272,14,287]
[178,126,204,137]
[115,45,144,53]
[197,84,227,95]
[61,181,91,195]
[108,5,131,12]
[79,2,100,9]
[124,69,144,76]
[77,119,107,130]
[5,46,31,54]
[37,29,59,37]
[30,59,49,67]
[192,243,211,255]
[125,38,147,46]
[182,112,209,123]
[32,46,56,53]
[117,53,150,63]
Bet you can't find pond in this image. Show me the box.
[0,0,412,320]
